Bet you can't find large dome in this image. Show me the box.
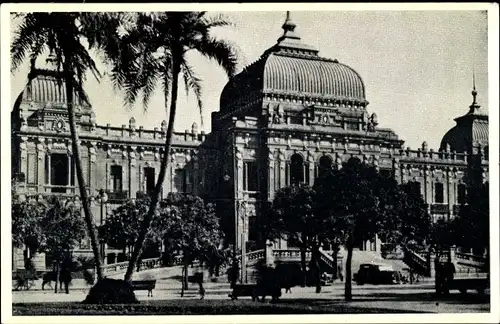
[220,13,367,113]
[440,87,488,153]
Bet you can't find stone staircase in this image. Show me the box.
[402,245,488,278]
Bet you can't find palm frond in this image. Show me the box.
[200,13,234,29]
[192,36,239,78]
[181,62,204,128]
[11,13,48,72]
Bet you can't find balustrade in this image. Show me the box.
[102,257,161,276]
[430,203,449,214]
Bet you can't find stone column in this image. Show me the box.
[46,153,51,189]
[267,150,275,200]
[36,140,45,191]
[129,147,137,198]
[278,149,286,189]
[235,146,244,250]
[307,152,315,185]
[169,153,175,193]
[446,168,454,218]
[67,152,72,193]
[192,155,199,196]
[19,137,28,188]
[424,168,432,205]
[89,142,97,192]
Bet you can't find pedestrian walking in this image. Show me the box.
[337,264,344,282]
[60,255,73,294]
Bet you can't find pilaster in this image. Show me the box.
[36,139,45,191]
[267,150,276,200]
[307,151,315,185]
[89,142,97,192]
[278,148,286,188]
[129,146,137,197]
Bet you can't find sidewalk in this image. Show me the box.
[12,280,489,314]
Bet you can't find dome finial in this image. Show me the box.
[469,66,481,114]
[282,11,296,34]
[471,67,477,104]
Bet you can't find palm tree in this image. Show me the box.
[11,12,126,281]
[106,12,239,281]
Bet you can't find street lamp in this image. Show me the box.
[97,189,108,264]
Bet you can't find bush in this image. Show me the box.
[82,278,139,304]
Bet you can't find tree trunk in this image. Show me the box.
[64,67,103,280]
[312,245,321,293]
[333,244,339,280]
[124,54,181,282]
[181,257,189,297]
[345,244,353,301]
[300,247,307,287]
[54,262,59,294]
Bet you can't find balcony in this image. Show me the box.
[430,203,449,214]
[106,190,129,203]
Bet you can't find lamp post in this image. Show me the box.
[97,189,108,264]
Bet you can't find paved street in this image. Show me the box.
[12,277,489,314]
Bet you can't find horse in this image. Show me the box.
[41,271,64,291]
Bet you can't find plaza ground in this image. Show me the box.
[12,268,490,314]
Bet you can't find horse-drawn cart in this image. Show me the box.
[13,269,38,291]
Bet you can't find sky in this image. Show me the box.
[10,10,489,150]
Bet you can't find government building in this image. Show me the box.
[11,14,489,269]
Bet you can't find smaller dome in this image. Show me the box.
[440,82,488,153]
[22,69,89,107]
[440,120,488,153]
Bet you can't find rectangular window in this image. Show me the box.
[144,167,155,195]
[243,161,258,192]
[174,169,186,193]
[70,156,75,186]
[50,153,68,193]
[411,181,422,197]
[457,184,467,204]
[380,169,392,178]
[434,182,444,203]
[110,165,123,192]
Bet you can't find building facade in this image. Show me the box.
[11,14,489,268]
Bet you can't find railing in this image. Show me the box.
[105,190,129,203]
[273,249,311,260]
[455,252,487,269]
[102,257,162,276]
[246,249,264,265]
[454,267,489,279]
[430,203,449,214]
[403,245,430,276]
[318,249,334,269]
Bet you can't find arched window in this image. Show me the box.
[318,155,333,179]
[290,154,305,185]
[434,182,444,203]
[457,183,466,204]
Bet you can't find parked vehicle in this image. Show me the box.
[354,263,401,285]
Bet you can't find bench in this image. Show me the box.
[445,277,489,295]
[228,284,258,301]
[131,280,156,297]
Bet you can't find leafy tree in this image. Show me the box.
[105,12,239,281]
[158,193,222,296]
[263,183,324,291]
[377,181,432,250]
[38,197,87,293]
[455,182,489,258]
[100,197,163,260]
[11,12,127,280]
[12,195,47,266]
[315,157,394,301]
